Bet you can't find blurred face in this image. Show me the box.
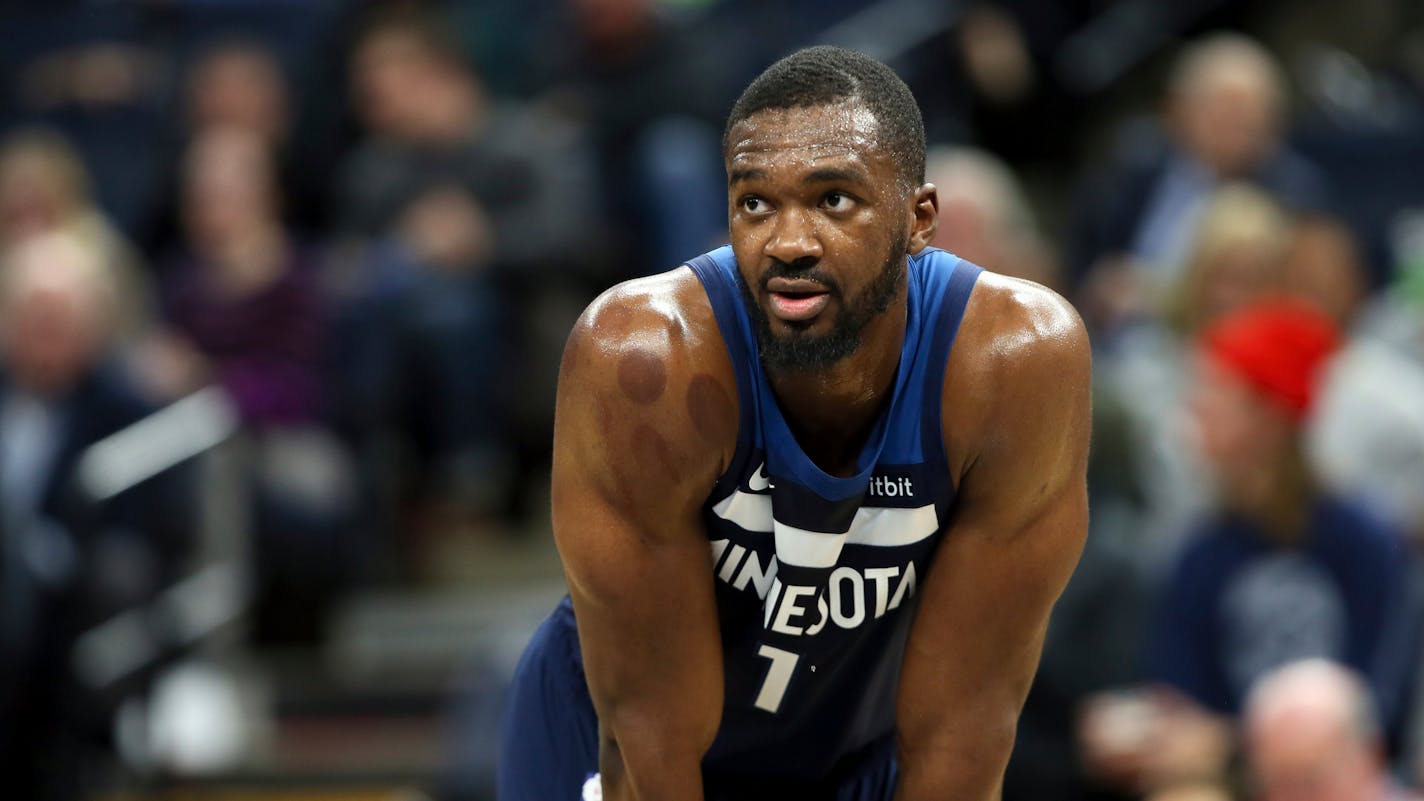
[182,130,275,244]
[931,193,997,267]
[1282,222,1366,328]
[573,0,653,49]
[353,30,436,138]
[189,48,289,142]
[1249,715,1378,801]
[0,149,70,243]
[1,267,104,396]
[1174,74,1280,177]
[1151,786,1233,801]
[1189,354,1292,503]
[1192,242,1280,331]
[725,102,918,373]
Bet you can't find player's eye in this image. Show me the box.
[740,196,768,214]
[822,191,852,211]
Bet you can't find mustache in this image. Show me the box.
[761,258,842,295]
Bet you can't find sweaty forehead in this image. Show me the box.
[727,102,885,169]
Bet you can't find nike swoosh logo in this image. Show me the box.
[747,462,773,492]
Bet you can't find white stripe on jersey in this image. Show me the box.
[711,490,939,566]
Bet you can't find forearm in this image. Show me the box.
[893,714,1017,801]
[598,721,708,801]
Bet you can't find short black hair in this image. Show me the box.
[723,45,926,191]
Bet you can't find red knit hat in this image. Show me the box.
[1197,297,1341,423]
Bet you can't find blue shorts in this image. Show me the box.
[497,601,900,801]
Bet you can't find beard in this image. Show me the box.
[736,229,909,374]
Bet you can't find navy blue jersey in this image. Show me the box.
[687,245,981,780]
[499,246,982,797]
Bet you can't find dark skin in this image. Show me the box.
[552,99,1091,800]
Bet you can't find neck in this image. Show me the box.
[1230,443,1314,543]
[765,290,908,477]
[203,222,287,298]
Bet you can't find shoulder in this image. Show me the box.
[558,267,739,477]
[1313,496,1405,556]
[941,271,1092,478]
[81,359,161,431]
[563,267,731,390]
[957,271,1088,354]
[1167,522,1250,584]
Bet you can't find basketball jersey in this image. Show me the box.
[684,245,982,781]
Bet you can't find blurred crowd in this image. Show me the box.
[0,0,1423,800]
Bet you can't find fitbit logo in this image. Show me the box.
[867,475,914,499]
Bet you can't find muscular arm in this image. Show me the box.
[895,276,1092,800]
[551,272,739,800]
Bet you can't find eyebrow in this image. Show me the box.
[728,167,768,186]
[804,166,869,185]
[727,165,870,187]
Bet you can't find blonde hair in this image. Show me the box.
[0,127,154,337]
[0,127,95,241]
[1166,183,1290,332]
[0,230,121,337]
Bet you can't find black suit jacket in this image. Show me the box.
[1066,121,1332,289]
[0,359,194,761]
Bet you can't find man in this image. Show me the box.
[1244,659,1420,801]
[1067,33,1327,341]
[0,232,191,800]
[499,46,1091,800]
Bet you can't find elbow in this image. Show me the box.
[596,708,717,798]
[598,701,720,778]
[897,709,1019,794]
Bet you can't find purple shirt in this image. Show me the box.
[163,249,325,426]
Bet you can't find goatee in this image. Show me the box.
[737,232,909,374]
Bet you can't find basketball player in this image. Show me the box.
[499,46,1091,800]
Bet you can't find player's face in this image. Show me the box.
[725,102,915,373]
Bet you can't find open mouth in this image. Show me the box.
[766,277,832,322]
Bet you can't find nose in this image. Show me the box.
[763,207,823,266]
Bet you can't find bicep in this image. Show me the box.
[553,438,723,708]
[548,321,727,776]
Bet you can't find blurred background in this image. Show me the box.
[0,0,1423,800]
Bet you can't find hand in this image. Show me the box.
[133,330,210,400]
[399,187,494,271]
[1079,686,1233,794]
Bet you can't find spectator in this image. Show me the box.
[1149,782,1237,801]
[1295,216,1424,544]
[527,0,732,276]
[336,6,597,275]
[330,180,513,564]
[0,127,152,339]
[6,24,167,236]
[332,7,604,536]
[0,232,191,801]
[1157,299,1411,717]
[186,40,289,151]
[1101,185,1293,575]
[926,144,1060,290]
[151,126,325,427]
[148,126,351,642]
[145,39,329,255]
[1069,33,1328,341]
[1083,300,1417,797]
[1244,659,1421,801]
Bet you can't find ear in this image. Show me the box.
[906,182,939,254]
